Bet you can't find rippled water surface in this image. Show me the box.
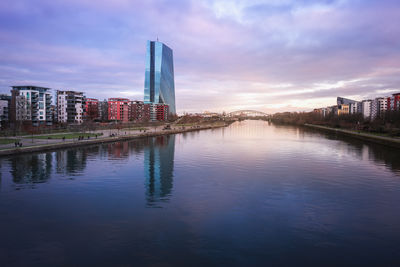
[1,120,400,266]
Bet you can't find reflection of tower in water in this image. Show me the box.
[144,135,175,206]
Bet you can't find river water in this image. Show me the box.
[0,120,399,266]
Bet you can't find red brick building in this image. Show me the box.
[84,98,99,121]
[129,101,146,122]
[128,101,168,122]
[108,98,130,122]
[392,93,400,110]
[156,104,169,121]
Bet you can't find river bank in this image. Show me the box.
[305,124,400,148]
[0,123,229,157]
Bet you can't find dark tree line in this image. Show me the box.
[271,110,400,137]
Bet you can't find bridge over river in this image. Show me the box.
[228,110,269,117]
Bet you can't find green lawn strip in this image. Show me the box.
[0,138,20,145]
[31,133,103,139]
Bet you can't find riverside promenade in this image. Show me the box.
[305,124,400,148]
[0,122,229,157]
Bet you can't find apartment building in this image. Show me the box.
[108,98,130,122]
[361,100,372,119]
[84,98,99,121]
[57,91,85,124]
[0,95,10,127]
[129,100,146,122]
[10,86,52,126]
[371,97,387,119]
[98,100,108,122]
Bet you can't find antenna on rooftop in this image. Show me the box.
[157,36,159,42]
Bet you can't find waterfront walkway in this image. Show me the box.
[0,123,227,156]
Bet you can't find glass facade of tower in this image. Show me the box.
[144,41,176,115]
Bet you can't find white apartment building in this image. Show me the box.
[57,91,85,124]
[349,102,361,114]
[371,97,387,119]
[11,86,52,126]
[361,100,372,119]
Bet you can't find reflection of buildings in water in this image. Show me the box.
[9,153,53,184]
[128,140,147,155]
[360,144,400,172]
[299,126,400,173]
[104,140,150,160]
[0,160,2,190]
[56,149,88,175]
[144,135,175,206]
[107,142,129,159]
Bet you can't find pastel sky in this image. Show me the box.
[0,0,399,114]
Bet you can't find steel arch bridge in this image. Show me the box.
[228,110,268,117]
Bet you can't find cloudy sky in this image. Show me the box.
[0,0,399,113]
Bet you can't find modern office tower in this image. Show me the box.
[144,40,176,116]
[361,100,372,119]
[57,91,85,124]
[108,98,130,122]
[10,86,52,126]
[84,98,99,121]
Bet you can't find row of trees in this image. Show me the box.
[271,110,400,137]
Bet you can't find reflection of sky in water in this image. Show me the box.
[0,121,400,266]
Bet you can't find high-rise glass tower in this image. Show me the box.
[144,40,176,115]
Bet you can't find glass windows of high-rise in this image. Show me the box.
[144,40,176,115]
